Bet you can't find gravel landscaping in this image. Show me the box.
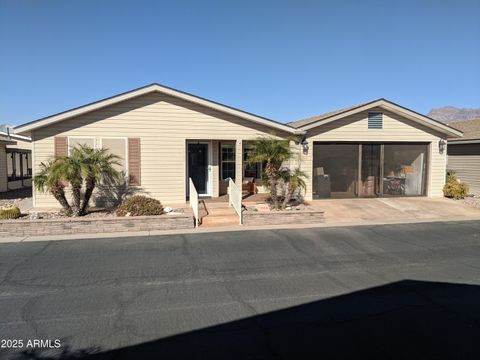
[0,187,33,211]
[458,194,480,209]
[10,207,186,221]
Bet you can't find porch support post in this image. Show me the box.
[302,141,313,201]
[235,139,243,186]
[212,140,220,197]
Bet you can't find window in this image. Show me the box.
[368,112,383,129]
[243,146,262,179]
[7,150,32,181]
[101,138,127,175]
[68,137,95,154]
[220,144,235,180]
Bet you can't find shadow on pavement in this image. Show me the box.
[14,280,480,360]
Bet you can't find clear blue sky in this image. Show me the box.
[1,0,479,125]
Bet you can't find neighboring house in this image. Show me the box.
[0,127,32,193]
[447,118,480,194]
[14,84,462,208]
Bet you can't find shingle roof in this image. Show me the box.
[447,118,480,141]
[288,100,379,128]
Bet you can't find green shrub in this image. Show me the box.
[116,195,164,216]
[443,172,469,199]
[0,206,21,220]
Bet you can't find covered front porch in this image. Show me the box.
[186,139,267,201]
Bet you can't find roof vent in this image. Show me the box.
[368,112,383,129]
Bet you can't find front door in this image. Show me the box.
[188,143,209,195]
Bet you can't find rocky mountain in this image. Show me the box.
[428,106,480,123]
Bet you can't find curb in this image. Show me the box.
[1,216,480,244]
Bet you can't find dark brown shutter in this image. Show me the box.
[128,138,141,186]
[54,137,68,157]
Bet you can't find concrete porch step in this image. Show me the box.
[201,215,240,227]
[205,207,237,215]
[200,202,231,209]
[201,215,240,226]
[201,206,240,227]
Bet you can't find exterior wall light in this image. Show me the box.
[439,139,446,154]
[301,140,309,154]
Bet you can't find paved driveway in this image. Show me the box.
[312,197,480,224]
[1,221,480,359]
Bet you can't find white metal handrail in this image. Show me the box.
[228,178,242,225]
[189,178,199,227]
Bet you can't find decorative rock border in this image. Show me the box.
[0,213,194,237]
[242,209,325,226]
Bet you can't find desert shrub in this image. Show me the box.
[116,195,164,216]
[443,172,469,199]
[0,206,21,220]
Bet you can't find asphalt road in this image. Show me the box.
[1,221,480,359]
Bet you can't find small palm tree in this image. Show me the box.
[279,168,308,209]
[76,144,121,215]
[58,149,84,216]
[34,160,72,215]
[33,145,121,217]
[248,135,294,209]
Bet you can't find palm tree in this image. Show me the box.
[34,160,72,215]
[279,168,308,209]
[76,144,121,215]
[247,135,294,209]
[58,148,84,216]
[33,145,121,217]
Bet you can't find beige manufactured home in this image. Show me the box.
[14,84,462,208]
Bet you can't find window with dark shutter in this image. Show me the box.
[368,112,383,129]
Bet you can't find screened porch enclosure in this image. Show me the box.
[313,142,428,199]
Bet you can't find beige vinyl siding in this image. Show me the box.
[300,107,447,200]
[32,92,291,207]
[0,144,7,192]
[447,143,480,194]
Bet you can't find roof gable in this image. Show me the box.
[290,99,463,138]
[15,83,302,135]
